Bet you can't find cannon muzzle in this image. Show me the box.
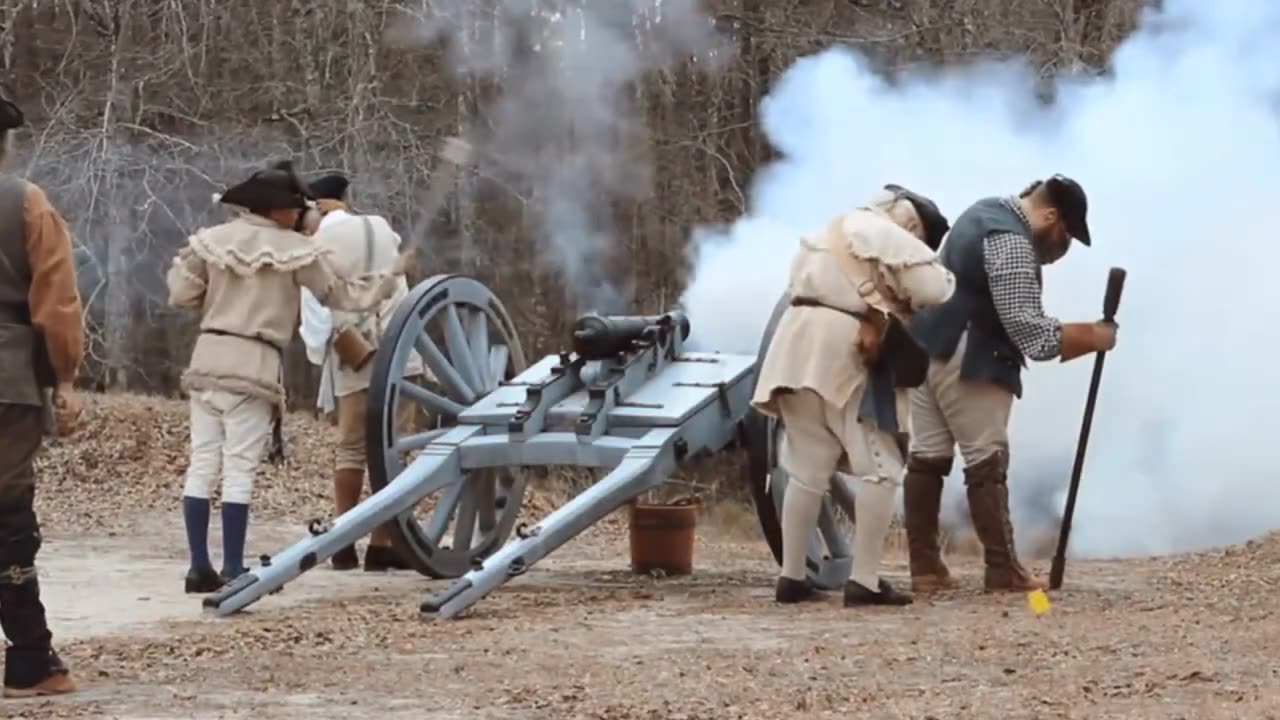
[571,311,690,360]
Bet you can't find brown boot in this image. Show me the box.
[964,451,1046,592]
[903,454,958,593]
[332,468,364,571]
[3,648,77,698]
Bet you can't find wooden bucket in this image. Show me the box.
[628,497,699,576]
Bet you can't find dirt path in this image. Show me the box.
[38,520,427,642]
[10,515,1280,719]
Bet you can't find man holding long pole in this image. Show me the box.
[904,175,1118,593]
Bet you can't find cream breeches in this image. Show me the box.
[182,389,273,505]
[775,388,905,589]
[908,332,1014,468]
[777,389,904,493]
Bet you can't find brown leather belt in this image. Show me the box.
[789,296,870,321]
[200,328,284,356]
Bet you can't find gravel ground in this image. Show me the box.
[9,393,1279,718]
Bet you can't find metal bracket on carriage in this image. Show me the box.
[306,518,331,537]
[508,359,583,440]
[420,578,474,615]
[673,381,733,415]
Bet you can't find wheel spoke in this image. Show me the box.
[414,333,476,404]
[442,304,484,396]
[424,481,466,544]
[464,309,492,391]
[398,380,466,418]
[452,484,480,552]
[474,475,498,534]
[487,344,510,390]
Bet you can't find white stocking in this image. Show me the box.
[780,478,824,581]
[848,477,898,591]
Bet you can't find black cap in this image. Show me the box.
[1044,174,1091,246]
[0,94,24,131]
[219,160,313,213]
[884,183,950,250]
[308,172,350,201]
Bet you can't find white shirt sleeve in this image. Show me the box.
[299,287,333,366]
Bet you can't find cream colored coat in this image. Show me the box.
[298,208,426,404]
[751,207,956,428]
[167,212,404,407]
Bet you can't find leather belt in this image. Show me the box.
[201,328,284,356]
[789,296,870,322]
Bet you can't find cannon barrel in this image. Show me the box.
[571,311,691,360]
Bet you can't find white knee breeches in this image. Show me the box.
[182,390,274,505]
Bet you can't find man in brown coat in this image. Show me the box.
[0,94,83,697]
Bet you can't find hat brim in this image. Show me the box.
[0,98,23,131]
[219,178,307,212]
[1067,219,1091,246]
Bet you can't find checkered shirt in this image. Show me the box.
[981,198,1062,361]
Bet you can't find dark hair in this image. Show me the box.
[1018,179,1045,199]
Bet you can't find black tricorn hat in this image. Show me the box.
[884,183,950,250]
[219,160,313,214]
[0,93,24,131]
[308,172,350,201]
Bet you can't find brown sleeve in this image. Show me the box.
[24,182,84,383]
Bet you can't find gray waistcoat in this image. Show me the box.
[0,175,52,406]
[910,197,1033,398]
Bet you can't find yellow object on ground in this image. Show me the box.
[1027,589,1051,616]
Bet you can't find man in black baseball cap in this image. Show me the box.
[1020,174,1091,261]
[902,173,1116,598]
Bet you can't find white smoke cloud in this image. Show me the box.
[388,0,724,314]
[682,0,1280,559]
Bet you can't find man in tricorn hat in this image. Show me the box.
[904,175,1118,594]
[298,172,426,572]
[0,93,83,697]
[167,161,410,594]
[752,184,955,607]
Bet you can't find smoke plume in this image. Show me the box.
[682,0,1280,559]
[388,1,724,314]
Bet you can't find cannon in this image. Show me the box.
[202,275,856,619]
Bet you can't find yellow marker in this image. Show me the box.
[1027,589,1051,616]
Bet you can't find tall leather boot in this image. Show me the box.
[331,468,363,570]
[964,451,1045,592]
[903,454,958,592]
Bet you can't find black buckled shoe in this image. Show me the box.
[219,567,247,587]
[844,578,914,607]
[774,576,824,604]
[184,567,223,594]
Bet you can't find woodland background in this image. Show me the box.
[2,0,1141,408]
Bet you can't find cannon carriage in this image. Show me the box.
[203,275,857,619]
